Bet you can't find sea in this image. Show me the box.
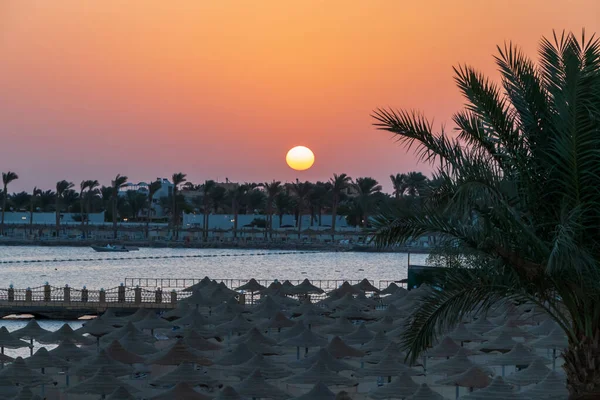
[0,245,429,359]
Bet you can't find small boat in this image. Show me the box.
[91,245,130,253]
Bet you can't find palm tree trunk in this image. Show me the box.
[55,198,60,237]
[331,196,338,241]
[265,203,271,240]
[80,196,85,239]
[1,187,6,235]
[563,333,600,399]
[233,209,238,239]
[297,208,303,239]
[146,195,153,239]
[172,195,177,240]
[29,200,34,236]
[112,197,117,239]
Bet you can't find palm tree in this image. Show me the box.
[228,185,248,239]
[404,171,428,196]
[110,174,128,239]
[261,181,282,239]
[389,173,408,199]
[291,181,313,238]
[352,177,382,227]
[330,173,351,238]
[371,31,600,399]
[274,191,292,228]
[1,171,19,235]
[29,187,42,235]
[171,173,187,239]
[79,181,90,237]
[85,180,100,231]
[146,180,162,239]
[55,180,74,236]
[200,180,216,241]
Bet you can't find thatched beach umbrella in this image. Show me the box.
[367,316,395,333]
[467,318,497,335]
[280,328,328,359]
[380,282,403,295]
[67,366,139,397]
[261,312,295,332]
[285,360,358,386]
[505,358,554,386]
[73,349,133,377]
[331,305,376,321]
[104,340,145,364]
[260,281,283,296]
[290,279,324,295]
[10,320,51,356]
[214,343,255,366]
[150,382,214,400]
[331,293,361,310]
[0,327,30,357]
[279,321,308,341]
[213,386,244,400]
[106,386,137,400]
[364,341,404,364]
[406,383,447,400]
[101,321,155,345]
[352,279,380,293]
[231,353,293,380]
[215,314,254,336]
[0,375,19,398]
[357,353,422,380]
[361,331,393,353]
[236,330,281,356]
[172,308,210,327]
[477,332,518,353]
[235,369,290,400]
[294,309,332,328]
[484,320,535,340]
[150,362,219,389]
[183,277,213,292]
[0,357,54,387]
[368,372,420,399]
[118,332,157,356]
[326,336,365,359]
[145,339,212,366]
[183,330,223,352]
[427,348,487,376]
[343,322,375,346]
[125,308,152,323]
[97,309,126,327]
[290,381,337,400]
[293,298,325,316]
[25,347,69,371]
[527,319,558,336]
[236,278,266,293]
[163,301,191,320]
[435,366,492,398]
[11,387,42,400]
[426,337,466,358]
[329,282,361,297]
[233,327,277,346]
[485,343,543,375]
[528,327,568,370]
[48,339,91,362]
[134,312,173,334]
[520,370,568,399]
[39,324,93,346]
[79,317,115,352]
[320,318,356,336]
[252,296,284,319]
[448,323,486,345]
[459,376,527,399]
[291,348,356,372]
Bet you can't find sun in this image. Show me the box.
[286,146,315,171]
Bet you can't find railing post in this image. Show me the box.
[8,285,14,302]
[82,287,88,303]
[170,290,177,305]
[118,283,125,303]
[64,285,70,303]
[134,286,141,305]
[155,288,162,304]
[99,288,106,305]
[44,282,51,302]
[25,287,32,302]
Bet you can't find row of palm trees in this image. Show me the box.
[0,170,433,239]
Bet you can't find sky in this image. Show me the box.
[0,1,598,192]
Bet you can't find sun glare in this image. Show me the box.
[286,146,315,171]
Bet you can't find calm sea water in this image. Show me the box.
[0,246,428,290]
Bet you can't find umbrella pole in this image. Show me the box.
[97,336,100,353]
[305,347,308,357]
[1,346,4,369]
[296,347,300,360]
[501,365,505,376]
[552,348,556,371]
[455,385,459,399]
[41,367,45,398]
[30,338,34,356]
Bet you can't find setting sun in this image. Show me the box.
[286,146,315,171]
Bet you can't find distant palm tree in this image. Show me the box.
[200,180,216,241]
[146,180,162,238]
[85,180,100,231]
[330,173,351,239]
[171,173,187,240]
[29,187,42,234]
[261,181,282,239]
[1,171,19,235]
[228,185,248,238]
[110,174,128,239]
[291,181,313,238]
[404,171,428,196]
[79,181,90,237]
[390,173,408,199]
[55,180,74,237]
[274,191,292,228]
[353,177,382,227]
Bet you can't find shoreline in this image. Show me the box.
[0,238,432,253]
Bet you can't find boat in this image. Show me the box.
[91,245,130,253]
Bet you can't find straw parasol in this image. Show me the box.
[527,319,558,336]
[520,371,568,399]
[367,316,395,333]
[163,301,191,320]
[329,281,362,297]
[279,321,308,341]
[183,330,223,352]
[326,336,365,359]
[375,304,402,319]
[425,336,467,358]
[126,308,152,323]
[10,320,51,355]
[11,387,42,400]
[118,332,157,356]
[484,320,536,339]
[79,317,115,350]
[291,348,357,372]
[0,327,30,354]
[467,318,497,335]
[427,348,488,376]
[406,383,447,400]
[477,331,519,353]
[252,296,284,319]
[213,386,244,400]
[343,322,375,345]
[290,382,337,400]
[175,319,220,340]
[97,308,126,327]
[231,353,293,380]
[233,327,277,346]
[104,340,145,364]
[25,347,69,371]
[285,360,358,386]
[236,278,266,293]
[101,321,155,344]
[235,369,290,399]
[0,357,54,387]
[293,298,325,316]
[294,308,332,328]
[528,327,568,350]
[368,372,420,399]
[150,362,220,389]
[38,324,93,345]
[505,358,554,386]
[361,331,393,353]
[260,280,283,296]
[236,332,281,356]
[48,339,91,362]
[485,343,543,367]
[214,343,256,366]
[289,279,325,295]
[0,375,18,398]
[448,323,487,344]
[261,311,295,331]
[435,366,492,391]
[364,341,404,364]
[172,308,210,327]
[460,376,528,399]
[380,282,402,295]
[332,293,362,310]
[352,278,380,293]
[149,382,214,400]
[134,312,173,333]
[73,349,133,377]
[355,292,379,309]
[106,386,138,400]
[280,327,328,359]
[215,314,254,335]
[320,318,356,336]
[331,304,376,321]
[356,353,422,378]
[183,276,213,292]
[145,339,212,366]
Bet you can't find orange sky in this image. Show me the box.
[0,1,598,192]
